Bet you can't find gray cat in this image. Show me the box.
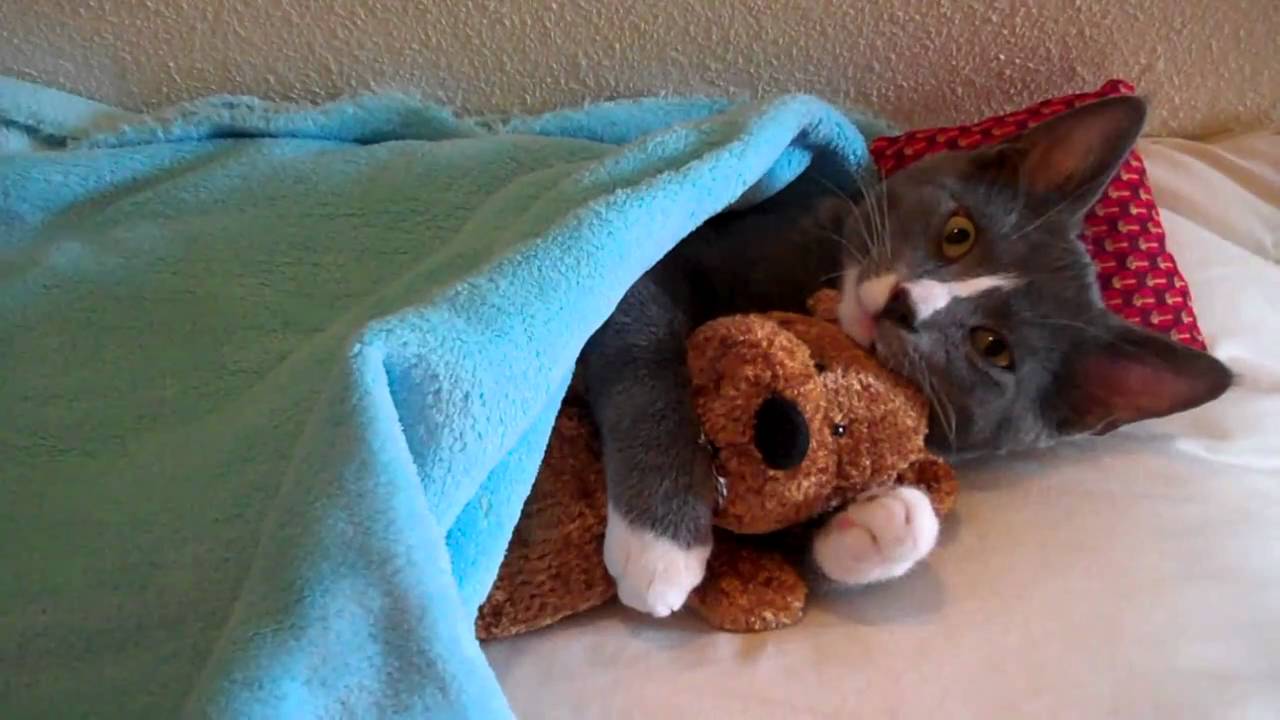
[580,96,1233,617]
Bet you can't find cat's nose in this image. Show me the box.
[878,286,916,330]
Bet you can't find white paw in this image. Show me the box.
[604,506,710,618]
[812,486,939,586]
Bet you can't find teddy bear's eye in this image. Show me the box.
[831,423,847,437]
[814,361,827,373]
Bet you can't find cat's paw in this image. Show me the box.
[812,486,939,586]
[604,506,711,618]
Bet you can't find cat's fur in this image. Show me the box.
[580,96,1234,617]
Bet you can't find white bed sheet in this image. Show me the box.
[485,130,1280,720]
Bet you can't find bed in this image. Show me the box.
[3,74,1275,718]
[484,131,1280,719]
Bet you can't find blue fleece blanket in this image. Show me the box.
[0,76,883,719]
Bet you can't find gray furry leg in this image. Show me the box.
[581,273,716,616]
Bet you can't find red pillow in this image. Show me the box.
[868,80,1206,351]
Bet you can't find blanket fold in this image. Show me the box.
[0,76,877,719]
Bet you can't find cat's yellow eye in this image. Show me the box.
[970,327,1014,369]
[941,214,977,260]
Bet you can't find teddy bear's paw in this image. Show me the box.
[811,486,939,586]
[604,507,711,618]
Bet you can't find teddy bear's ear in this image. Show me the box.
[686,315,822,395]
[754,394,810,470]
[806,289,842,323]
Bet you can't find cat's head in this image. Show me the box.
[832,96,1233,456]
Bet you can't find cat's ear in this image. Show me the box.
[1001,95,1147,212]
[1050,314,1233,435]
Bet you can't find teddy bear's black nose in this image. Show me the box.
[754,394,810,470]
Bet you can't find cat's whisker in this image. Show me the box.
[865,174,889,264]
[939,392,958,451]
[818,230,867,265]
[1084,413,1120,436]
[931,383,958,451]
[855,170,888,267]
[1008,178,1103,242]
[904,348,956,450]
[807,172,879,270]
[878,168,892,263]
[923,358,957,450]
[845,170,884,266]
[807,172,858,215]
[873,181,893,264]
[844,170,876,233]
[1029,315,1110,339]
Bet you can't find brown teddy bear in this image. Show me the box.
[476,290,957,639]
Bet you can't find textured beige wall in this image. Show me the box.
[2,0,1277,138]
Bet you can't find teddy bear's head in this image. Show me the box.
[686,290,938,535]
